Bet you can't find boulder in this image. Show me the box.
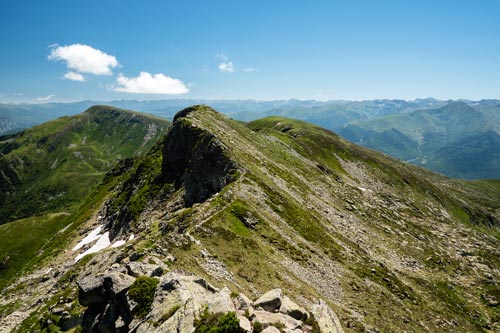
[237,313,252,332]
[252,310,302,330]
[135,271,219,333]
[279,295,308,320]
[261,327,281,333]
[235,293,253,311]
[77,275,106,306]
[77,273,135,333]
[254,288,283,312]
[209,287,235,314]
[104,273,135,295]
[311,300,344,333]
[126,262,164,277]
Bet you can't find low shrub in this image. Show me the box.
[128,276,159,318]
[194,308,244,333]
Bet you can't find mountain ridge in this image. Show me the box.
[1,105,499,332]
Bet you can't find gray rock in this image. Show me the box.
[279,295,308,320]
[311,300,344,333]
[254,289,283,312]
[77,275,106,306]
[105,273,135,295]
[77,273,135,333]
[252,309,302,330]
[126,262,164,277]
[235,293,253,311]
[161,111,239,206]
[135,271,218,333]
[261,326,281,333]
[237,313,252,332]
[209,287,235,314]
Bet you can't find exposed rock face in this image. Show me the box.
[254,288,283,312]
[74,269,338,333]
[235,293,253,311]
[252,310,302,330]
[209,287,236,313]
[161,105,238,206]
[126,262,163,278]
[312,300,345,333]
[77,273,135,333]
[279,295,309,320]
[134,271,221,333]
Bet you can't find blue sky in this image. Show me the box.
[1,0,500,103]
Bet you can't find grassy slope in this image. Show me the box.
[7,106,500,332]
[0,106,169,290]
[69,107,498,332]
[0,213,69,290]
[0,105,170,224]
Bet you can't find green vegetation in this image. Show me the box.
[0,105,169,224]
[0,213,69,290]
[0,106,169,289]
[193,308,244,333]
[252,321,263,333]
[3,104,500,332]
[128,276,160,318]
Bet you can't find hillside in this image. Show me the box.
[340,101,500,179]
[0,105,499,332]
[0,105,170,225]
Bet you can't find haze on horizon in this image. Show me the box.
[1,0,499,103]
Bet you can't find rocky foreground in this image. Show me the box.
[44,252,344,333]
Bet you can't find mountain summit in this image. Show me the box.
[0,105,499,332]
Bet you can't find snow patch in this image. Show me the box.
[111,240,126,248]
[72,226,102,251]
[75,231,111,262]
[128,234,135,241]
[357,187,373,193]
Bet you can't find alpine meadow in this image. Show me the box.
[0,1,499,333]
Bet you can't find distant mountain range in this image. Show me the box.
[340,101,500,179]
[1,98,499,179]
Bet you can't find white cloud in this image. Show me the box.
[37,94,54,101]
[64,71,85,81]
[215,53,229,61]
[48,44,119,75]
[243,67,255,72]
[215,53,235,73]
[113,71,189,94]
[219,61,234,73]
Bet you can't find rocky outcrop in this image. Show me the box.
[279,296,309,320]
[252,310,302,331]
[312,300,345,333]
[77,272,135,333]
[161,106,238,206]
[74,269,341,333]
[254,288,283,312]
[126,262,163,278]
